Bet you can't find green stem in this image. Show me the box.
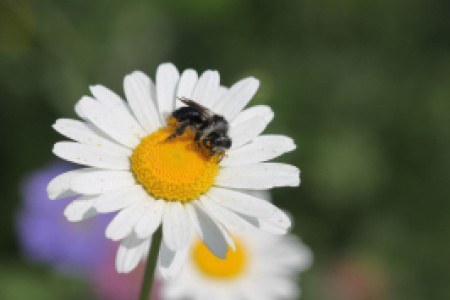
[139,227,162,300]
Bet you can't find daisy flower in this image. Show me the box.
[161,227,312,300]
[47,62,300,278]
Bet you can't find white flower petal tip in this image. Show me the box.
[88,85,117,103]
[47,175,72,200]
[176,69,198,106]
[221,135,296,166]
[231,105,274,125]
[64,196,98,222]
[156,63,180,123]
[47,185,75,201]
[187,201,229,259]
[229,106,275,149]
[52,119,131,156]
[88,84,147,139]
[259,208,292,234]
[77,96,140,148]
[46,169,89,200]
[74,99,87,119]
[157,241,189,279]
[237,104,274,122]
[216,77,260,120]
[216,163,300,190]
[206,188,279,219]
[200,196,248,232]
[116,233,151,274]
[124,71,162,134]
[106,202,147,241]
[192,70,220,109]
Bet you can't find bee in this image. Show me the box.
[165,97,232,161]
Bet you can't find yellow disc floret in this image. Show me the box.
[192,237,247,279]
[131,127,219,202]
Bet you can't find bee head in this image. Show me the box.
[212,136,232,153]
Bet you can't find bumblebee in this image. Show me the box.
[166,97,232,160]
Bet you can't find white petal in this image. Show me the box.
[186,201,228,259]
[106,202,147,241]
[116,232,151,273]
[240,285,273,300]
[218,223,236,252]
[191,70,219,109]
[89,85,147,138]
[214,85,228,104]
[267,278,300,299]
[94,185,148,213]
[240,189,272,202]
[199,196,247,232]
[215,163,300,189]
[262,207,291,229]
[74,98,87,119]
[162,202,191,251]
[53,142,130,170]
[134,199,166,239]
[258,208,292,234]
[140,237,151,261]
[162,281,190,299]
[53,119,132,156]
[221,135,296,166]
[64,195,98,222]
[47,168,91,200]
[229,106,274,149]
[157,240,189,279]
[124,71,162,134]
[156,63,179,124]
[206,187,279,218]
[175,69,198,108]
[231,105,273,127]
[258,221,287,235]
[71,170,136,195]
[235,213,260,228]
[215,77,259,120]
[78,96,140,148]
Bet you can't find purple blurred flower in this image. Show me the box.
[91,248,160,300]
[16,161,113,275]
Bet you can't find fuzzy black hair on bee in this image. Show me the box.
[165,97,232,160]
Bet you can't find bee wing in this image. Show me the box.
[178,97,213,118]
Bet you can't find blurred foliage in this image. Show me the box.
[1,0,450,299]
[0,261,91,299]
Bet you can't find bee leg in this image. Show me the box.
[194,131,201,141]
[194,131,202,148]
[202,137,212,148]
[217,152,225,162]
[165,121,189,141]
[201,138,215,157]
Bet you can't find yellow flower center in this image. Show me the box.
[192,238,247,279]
[131,127,219,202]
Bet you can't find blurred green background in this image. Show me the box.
[1,0,450,299]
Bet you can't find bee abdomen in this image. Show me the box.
[172,107,204,124]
